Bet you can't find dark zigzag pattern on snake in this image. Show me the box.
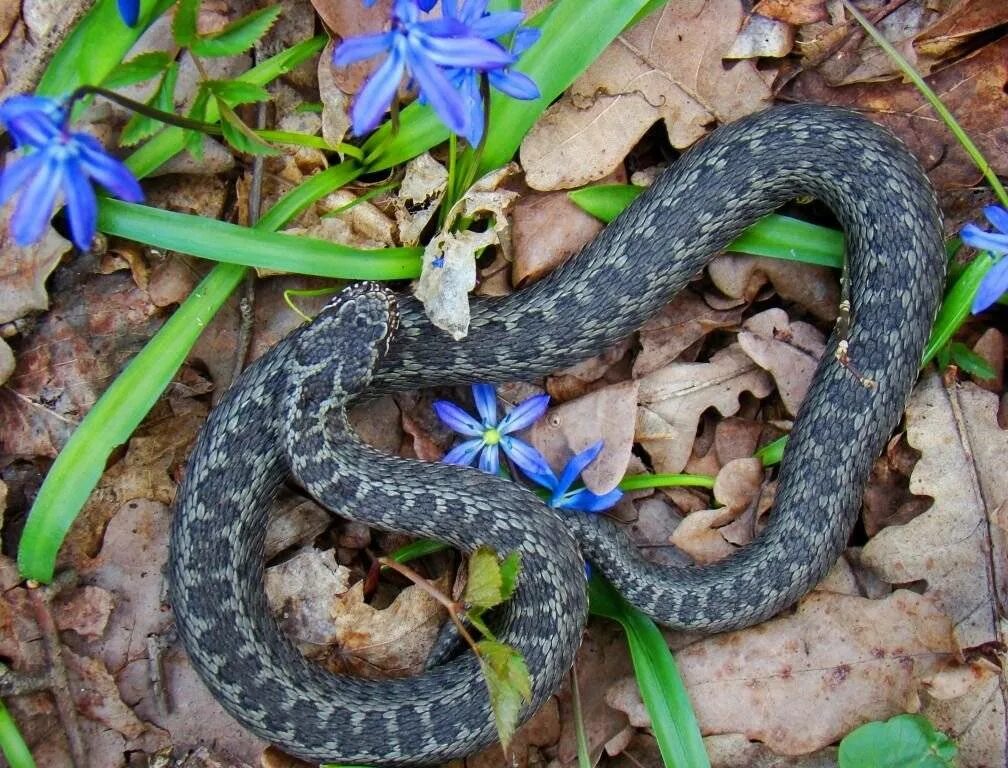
[169,104,945,765]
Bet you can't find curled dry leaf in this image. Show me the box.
[520,0,772,190]
[265,547,352,649]
[318,40,350,147]
[546,337,633,403]
[971,328,1004,393]
[636,344,774,475]
[670,457,765,563]
[708,253,839,320]
[737,308,826,415]
[607,590,969,755]
[394,153,448,246]
[752,0,828,25]
[415,167,519,339]
[529,380,637,494]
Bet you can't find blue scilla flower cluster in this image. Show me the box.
[436,384,623,513]
[0,96,144,250]
[333,0,540,146]
[961,204,1008,314]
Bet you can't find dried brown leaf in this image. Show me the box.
[636,344,774,474]
[520,0,772,190]
[707,253,839,320]
[511,190,603,286]
[737,307,826,415]
[0,206,71,324]
[607,590,964,755]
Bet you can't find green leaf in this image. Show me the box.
[588,576,710,768]
[103,51,172,89]
[171,0,200,47]
[947,341,996,380]
[465,547,505,610]
[206,79,270,106]
[120,63,179,146]
[754,435,787,467]
[922,251,995,366]
[37,0,176,98]
[839,714,957,768]
[217,99,277,155]
[477,640,532,750]
[0,699,36,768]
[190,5,282,57]
[498,551,521,602]
[569,183,845,268]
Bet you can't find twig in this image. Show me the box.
[27,573,85,768]
[378,557,482,656]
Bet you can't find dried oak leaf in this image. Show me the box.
[529,380,637,494]
[511,190,603,286]
[861,373,1008,654]
[737,307,826,416]
[707,253,839,321]
[786,36,1008,190]
[752,0,827,25]
[914,0,1008,61]
[327,576,447,677]
[607,590,969,755]
[636,344,774,475]
[633,289,742,378]
[519,0,772,190]
[0,205,71,324]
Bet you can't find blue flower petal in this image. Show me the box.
[554,441,605,499]
[500,436,551,479]
[961,223,1008,255]
[76,135,144,202]
[511,27,542,56]
[982,204,1008,236]
[0,152,45,208]
[417,17,471,37]
[472,383,498,426]
[117,0,140,25]
[498,393,549,434]
[406,48,469,135]
[433,399,484,437]
[0,98,63,147]
[416,0,437,9]
[443,438,485,466]
[558,487,623,513]
[478,443,500,474]
[62,157,98,249]
[332,31,396,66]
[417,35,514,69]
[489,69,539,100]
[972,256,1008,313]
[350,45,406,134]
[11,155,62,246]
[468,11,524,39]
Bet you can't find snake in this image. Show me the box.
[169,103,945,765]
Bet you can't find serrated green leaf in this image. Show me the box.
[206,79,270,106]
[190,5,282,57]
[477,640,532,750]
[217,99,277,155]
[120,62,178,146]
[839,714,957,768]
[172,0,199,47]
[465,546,504,610]
[498,551,521,602]
[103,51,172,89]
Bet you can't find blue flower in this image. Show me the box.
[439,0,540,145]
[524,441,624,513]
[961,204,1008,313]
[117,0,140,26]
[332,0,515,138]
[435,384,550,476]
[0,96,144,249]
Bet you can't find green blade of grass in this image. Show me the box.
[589,576,710,768]
[97,199,422,280]
[921,251,995,366]
[0,700,35,768]
[570,184,845,268]
[35,0,176,97]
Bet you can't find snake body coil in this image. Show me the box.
[170,104,945,764]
